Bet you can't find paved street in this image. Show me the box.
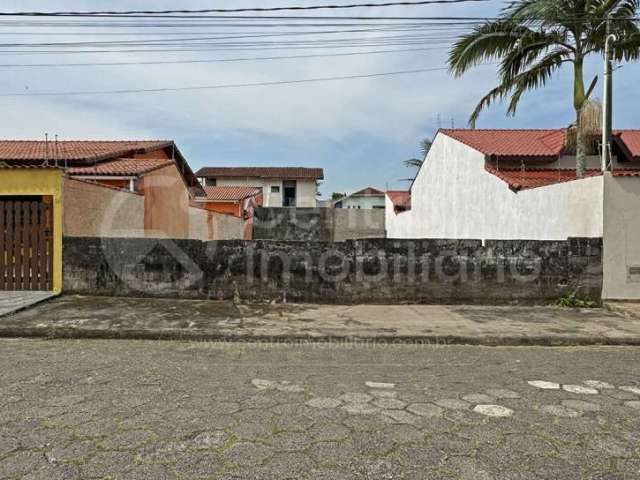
[1,340,639,479]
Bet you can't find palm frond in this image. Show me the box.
[403,158,423,168]
[448,22,536,77]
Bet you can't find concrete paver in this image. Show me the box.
[0,339,639,479]
[0,291,56,317]
[2,294,640,345]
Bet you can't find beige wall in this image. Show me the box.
[188,206,245,240]
[332,208,386,241]
[602,173,640,300]
[140,164,190,238]
[63,177,145,237]
[215,177,317,207]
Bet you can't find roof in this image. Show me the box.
[350,187,385,197]
[202,186,262,201]
[386,190,411,212]
[67,158,172,176]
[614,131,640,160]
[485,166,601,191]
[486,166,640,191]
[440,129,567,159]
[0,140,171,164]
[196,166,324,180]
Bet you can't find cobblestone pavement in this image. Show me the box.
[1,340,639,479]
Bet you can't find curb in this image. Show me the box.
[1,327,639,346]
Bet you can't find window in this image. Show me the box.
[271,186,280,193]
[205,178,217,187]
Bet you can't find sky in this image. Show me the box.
[1,0,639,197]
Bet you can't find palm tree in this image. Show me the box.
[403,138,433,170]
[448,0,640,177]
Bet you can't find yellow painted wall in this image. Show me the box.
[0,168,63,293]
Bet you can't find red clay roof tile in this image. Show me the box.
[485,166,604,191]
[441,129,567,158]
[196,166,324,180]
[615,131,640,159]
[67,158,172,176]
[203,186,262,201]
[386,190,411,211]
[0,140,170,163]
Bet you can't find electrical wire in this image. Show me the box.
[0,65,464,97]
[0,1,493,17]
[0,47,445,68]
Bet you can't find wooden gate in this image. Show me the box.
[0,200,53,291]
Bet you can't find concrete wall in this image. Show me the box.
[189,206,246,241]
[139,164,190,238]
[386,134,604,241]
[62,236,602,304]
[215,177,317,207]
[62,177,145,238]
[332,208,386,241]
[253,207,385,242]
[602,173,640,300]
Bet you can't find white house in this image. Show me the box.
[334,187,386,209]
[385,128,640,300]
[196,167,323,208]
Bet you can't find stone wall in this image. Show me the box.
[253,207,386,242]
[63,236,602,304]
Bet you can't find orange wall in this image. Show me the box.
[201,201,242,217]
[139,164,190,238]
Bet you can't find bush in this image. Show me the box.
[556,294,598,309]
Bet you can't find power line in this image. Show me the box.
[0,65,459,97]
[0,47,444,68]
[0,1,492,17]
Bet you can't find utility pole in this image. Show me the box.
[602,18,617,172]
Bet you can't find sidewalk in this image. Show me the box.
[2,294,640,345]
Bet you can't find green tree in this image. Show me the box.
[403,138,432,170]
[331,192,347,201]
[448,0,640,177]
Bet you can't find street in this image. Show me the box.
[1,340,639,479]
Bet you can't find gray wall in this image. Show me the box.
[63,236,602,304]
[602,173,640,300]
[253,207,386,242]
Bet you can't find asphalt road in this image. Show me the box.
[1,340,639,479]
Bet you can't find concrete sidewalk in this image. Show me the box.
[0,291,57,317]
[2,295,640,345]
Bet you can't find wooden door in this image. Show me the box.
[0,200,53,291]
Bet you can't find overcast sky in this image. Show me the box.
[1,0,639,197]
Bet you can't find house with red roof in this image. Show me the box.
[0,140,245,243]
[385,128,640,299]
[196,167,324,208]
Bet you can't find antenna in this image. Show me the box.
[436,113,442,130]
[54,134,59,168]
[44,133,49,167]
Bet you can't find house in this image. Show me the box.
[385,128,640,300]
[0,140,248,292]
[333,187,386,209]
[194,186,262,218]
[195,167,324,208]
[385,190,411,214]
